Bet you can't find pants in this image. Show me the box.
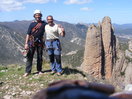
[45,39,62,73]
[25,45,43,73]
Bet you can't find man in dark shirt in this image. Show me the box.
[23,10,47,77]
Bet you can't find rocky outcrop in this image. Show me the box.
[101,17,116,79]
[125,40,132,58]
[124,62,132,85]
[81,16,116,79]
[112,49,132,88]
[128,40,132,51]
[81,25,102,78]
[125,40,132,85]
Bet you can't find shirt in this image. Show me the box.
[45,23,62,40]
[27,21,47,40]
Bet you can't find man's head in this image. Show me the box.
[34,9,42,22]
[47,15,54,25]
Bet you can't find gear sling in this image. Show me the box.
[28,22,43,47]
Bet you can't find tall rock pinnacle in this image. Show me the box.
[81,24,102,78]
[81,16,116,79]
[101,16,116,79]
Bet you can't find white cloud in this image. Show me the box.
[64,0,92,4]
[80,7,92,11]
[22,0,57,4]
[0,0,57,12]
[0,0,25,12]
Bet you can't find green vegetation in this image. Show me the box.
[0,66,8,71]
[119,42,128,51]
[0,61,86,99]
[125,56,132,63]
[115,56,120,61]
[118,40,132,63]
[120,72,125,76]
[0,58,120,99]
[62,49,84,67]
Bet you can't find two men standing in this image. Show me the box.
[23,10,65,77]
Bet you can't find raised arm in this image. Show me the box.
[60,27,65,37]
[58,24,65,37]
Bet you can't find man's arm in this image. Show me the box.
[24,23,32,49]
[24,34,30,50]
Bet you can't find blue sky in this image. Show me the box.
[0,0,132,24]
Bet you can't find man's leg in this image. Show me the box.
[48,49,56,72]
[45,41,56,72]
[24,47,35,75]
[53,40,62,73]
[37,46,43,73]
[54,54,62,73]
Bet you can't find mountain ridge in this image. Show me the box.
[0,20,131,65]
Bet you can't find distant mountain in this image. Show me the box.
[0,20,31,34]
[0,20,132,65]
[0,20,88,53]
[113,24,132,29]
[0,24,24,64]
[0,20,87,65]
[113,24,132,35]
[76,23,132,36]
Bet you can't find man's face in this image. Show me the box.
[34,13,42,21]
[47,16,53,25]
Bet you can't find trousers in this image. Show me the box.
[25,45,43,73]
[45,39,62,73]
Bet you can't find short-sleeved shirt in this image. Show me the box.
[45,23,62,40]
[27,21,47,40]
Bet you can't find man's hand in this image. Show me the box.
[58,24,65,37]
[24,43,29,50]
[58,24,64,31]
[61,27,65,32]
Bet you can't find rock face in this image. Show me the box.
[125,40,132,58]
[124,63,132,85]
[101,17,116,79]
[81,16,116,79]
[112,49,132,88]
[82,25,102,78]
[128,40,132,51]
[126,41,132,79]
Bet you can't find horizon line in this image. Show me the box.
[0,20,132,25]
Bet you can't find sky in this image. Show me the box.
[0,0,132,24]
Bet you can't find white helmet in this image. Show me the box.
[34,9,42,15]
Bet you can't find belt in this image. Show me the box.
[46,39,59,42]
